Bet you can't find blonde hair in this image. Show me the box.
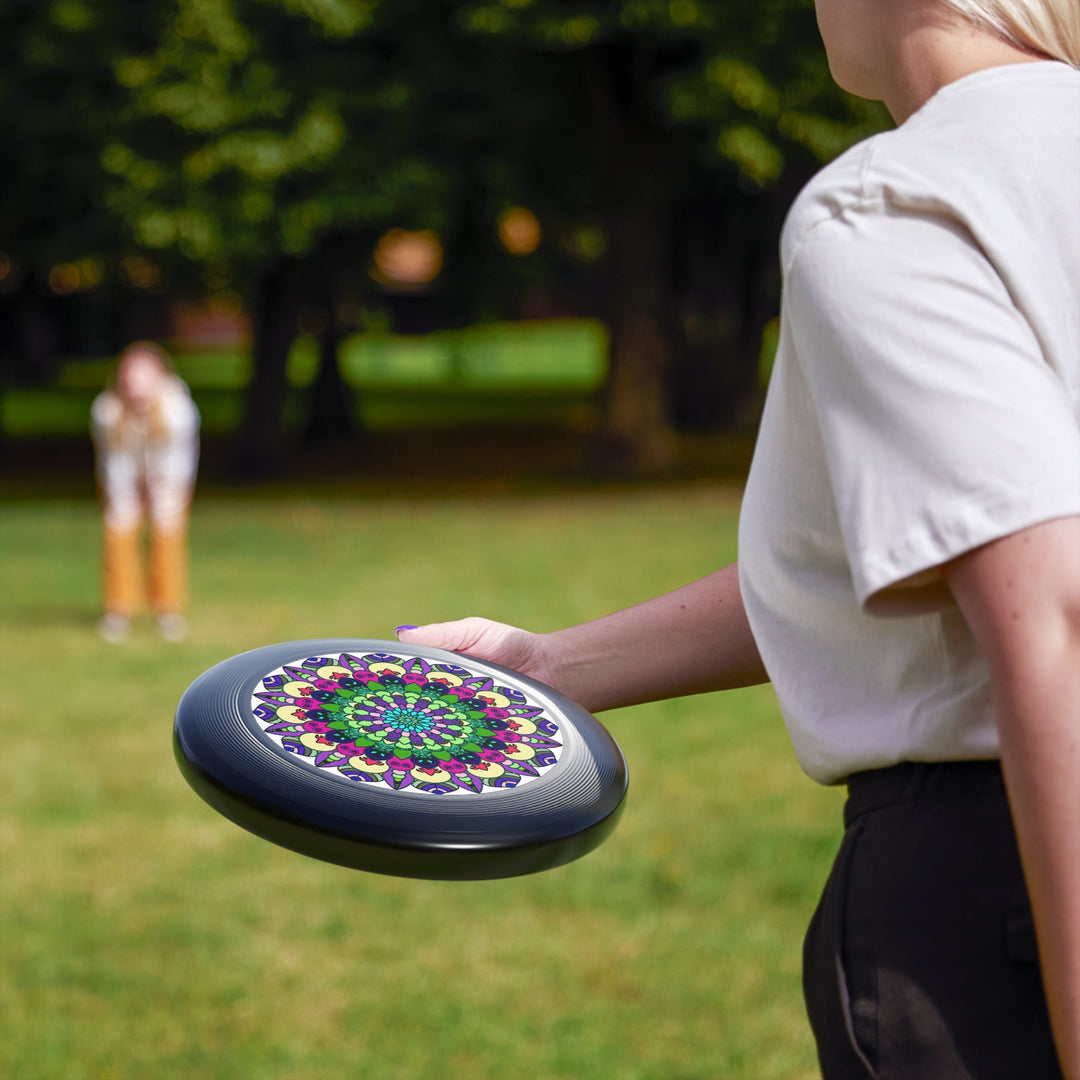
[938,0,1080,66]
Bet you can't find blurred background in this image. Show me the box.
[1,2,889,1077]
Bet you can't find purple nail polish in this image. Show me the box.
[395,625,418,634]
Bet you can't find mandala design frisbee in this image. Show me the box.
[250,651,562,795]
[174,639,627,880]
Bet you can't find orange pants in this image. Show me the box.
[102,518,188,617]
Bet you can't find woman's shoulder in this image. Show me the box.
[91,389,123,429]
[779,136,885,270]
[782,61,1079,273]
[157,375,200,429]
[161,373,194,401]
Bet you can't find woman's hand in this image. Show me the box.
[396,618,564,690]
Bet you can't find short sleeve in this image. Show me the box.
[787,202,1080,613]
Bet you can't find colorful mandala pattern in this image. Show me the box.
[251,652,563,795]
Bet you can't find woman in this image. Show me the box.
[91,342,200,642]
[397,1,1079,1076]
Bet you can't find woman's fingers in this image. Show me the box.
[395,618,551,684]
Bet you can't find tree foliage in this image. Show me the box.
[1,0,890,471]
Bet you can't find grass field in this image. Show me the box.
[0,485,842,1079]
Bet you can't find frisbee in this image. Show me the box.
[173,639,628,880]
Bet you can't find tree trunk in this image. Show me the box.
[585,42,677,475]
[602,188,675,471]
[302,302,355,448]
[3,278,60,384]
[669,187,781,432]
[231,257,303,479]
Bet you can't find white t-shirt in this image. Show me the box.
[739,62,1080,785]
[91,376,200,531]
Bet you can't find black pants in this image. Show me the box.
[803,761,1063,1080]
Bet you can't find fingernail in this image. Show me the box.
[395,625,418,635]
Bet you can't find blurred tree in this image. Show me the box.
[0,1,165,380]
[1,0,889,474]
[95,0,438,472]
[454,0,890,469]
[97,0,562,473]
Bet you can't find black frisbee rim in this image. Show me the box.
[173,638,628,880]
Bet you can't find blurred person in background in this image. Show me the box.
[399,0,1080,1077]
[91,341,200,642]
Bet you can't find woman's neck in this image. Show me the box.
[884,14,1048,124]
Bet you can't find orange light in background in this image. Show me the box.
[497,207,541,256]
[370,229,443,288]
[0,253,11,282]
[48,263,82,295]
[46,258,105,295]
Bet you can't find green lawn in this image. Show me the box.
[0,486,841,1079]
[1,320,610,437]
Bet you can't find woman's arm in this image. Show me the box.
[944,515,1080,1080]
[398,562,768,713]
